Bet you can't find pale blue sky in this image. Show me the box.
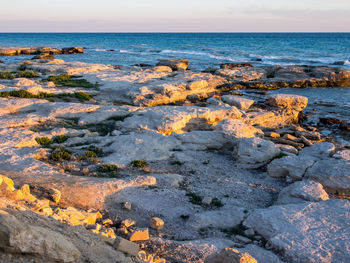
[1,0,349,32]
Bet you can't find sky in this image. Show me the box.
[0,0,349,32]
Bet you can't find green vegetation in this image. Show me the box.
[130,160,149,168]
[80,151,97,161]
[98,164,118,177]
[16,70,38,78]
[186,192,202,205]
[0,71,16,80]
[45,74,95,89]
[212,197,224,208]
[202,160,210,165]
[170,161,183,165]
[35,137,53,147]
[276,152,288,159]
[0,89,92,102]
[52,135,69,144]
[107,115,130,122]
[50,146,72,162]
[0,70,38,79]
[82,145,103,157]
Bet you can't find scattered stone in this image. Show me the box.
[300,135,313,146]
[202,196,213,206]
[121,219,136,228]
[234,137,280,164]
[113,236,139,256]
[265,132,280,138]
[276,180,329,204]
[156,59,189,71]
[235,235,252,244]
[244,229,255,237]
[267,94,308,111]
[127,228,150,242]
[123,202,132,210]
[205,248,257,263]
[221,95,254,110]
[299,142,335,159]
[216,119,263,140]
[150,217,165,231]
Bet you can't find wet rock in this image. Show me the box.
[267,94,308,111]
[234,137,280,164]
[220,63,253,69]
[205,248,257,263]
[221,95,254,110]
[243,199,350,263]
[156,59,189,71]
[0,210,80,262]
[276,180,329,204]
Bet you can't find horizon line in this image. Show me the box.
[1,32,350,34]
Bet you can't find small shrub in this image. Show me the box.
[130,160,149,168]
[98,164,118,177]
[212,197,224,208]
[74,91,92,102]
[276,152,288,159]
[35,137,53,147]
[45,74,95,89]
[186,192,202,205]
[0,71,15,80]
[0,91,10,98]
[170,161,183,165]
[53,135,69,144]
[50,146,72,161]
[80,151,97,160]
[16,70,38,78]
[202,160,210,165]
[82,145,103,157]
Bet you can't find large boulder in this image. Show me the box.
[243,199,350,263]
[221,95,254,110]
[299,142,335,160]
[276,180,329,205]
[0,210,80,262]
[305,158,350,196]
[267,94,308,111]
[234,137,280,164]
[205,248,257,263]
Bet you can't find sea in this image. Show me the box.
[0,33,349,70]
[0,33,349,140]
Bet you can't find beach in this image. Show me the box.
[0,45,349,263]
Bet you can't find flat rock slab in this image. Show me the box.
[244,199,350,263]
[0,46,83,56]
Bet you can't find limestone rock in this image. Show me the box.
[189,209,245,230]
[221,95,254,110]
[156,59,189,71]
[299,142,335,160]
[305,158,350,196]
[243,199,350,263]
[240,244,284,263]
[0,210,80,262]
[113,236,139,256]
[267,94,308,111]
[276,180,329,204]
[150,217,164,230]
[205,248,257,263]
[216,119,263,140]
[234,137,280,164]
[267,155,316,181]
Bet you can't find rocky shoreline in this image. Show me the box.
[0,52,349,263]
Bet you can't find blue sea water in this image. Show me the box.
[0,33,349,70]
